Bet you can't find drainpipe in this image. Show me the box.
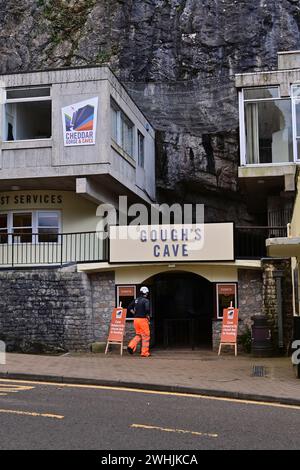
[273,270,284,350]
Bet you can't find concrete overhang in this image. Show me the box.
[77,259,262,274]
[266,236,300,258]
[238,164,296,191]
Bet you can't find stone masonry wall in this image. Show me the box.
[89,271,115,343]
[262,258,293,352]
[212,269,263,350]
[0,266,94,352]
[0,268,136,354]
[89,271,135,348]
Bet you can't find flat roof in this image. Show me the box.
[0,64,155,131]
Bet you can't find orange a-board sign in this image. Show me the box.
[218,307,239,356]
[105,307,127,356]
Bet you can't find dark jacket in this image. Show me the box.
[127,296,150,319]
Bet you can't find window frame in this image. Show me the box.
[3,86,52,143]
[216,283,238,320]
[110,99,135,159]
[138,130,145,168]
[0,213,8,245]
[0,210,61,245]
[291,83,300,162]
[239,86,296,166]
[116,285,137,322]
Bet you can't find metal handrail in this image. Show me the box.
[0,231,108,267]
[0,226,289,267]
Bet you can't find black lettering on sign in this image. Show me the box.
[0,196,10,206]
[0,194,63,206]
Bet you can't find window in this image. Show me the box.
[5,87,52,141]
[292,85,300,160]
[122,115,134,156]
[243,87,279,100]
[216,284,237,319]
[242,86,293,165]
[111,100,134,158]
[12,213,32,243]
[0,211,60,244]
[37,212,59,243]
[111,105,118,142]
[0,214,8,244]
[138,131,145,168]
[116,286,137,321]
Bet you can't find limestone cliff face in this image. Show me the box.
[1,0,300,222]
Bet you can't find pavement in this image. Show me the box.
[0,349,299,406]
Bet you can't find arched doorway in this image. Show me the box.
[146,271,214,349]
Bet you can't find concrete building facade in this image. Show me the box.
[0,59,297,354]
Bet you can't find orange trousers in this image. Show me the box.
[128,318,150,357]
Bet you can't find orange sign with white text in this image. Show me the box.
[107,308,127,343]
[220,307,239,344]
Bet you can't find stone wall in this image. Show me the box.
[0,266,94,352]
[0,267,137,353]
[262,258,293,352]
[1,262,293,354]
[212,268,263,351]
[89,271,115,343]
[89,271,136,347]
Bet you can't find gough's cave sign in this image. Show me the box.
[109,223,234,263]
[0,193,63,208]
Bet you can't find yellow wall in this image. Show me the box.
[113,264,238,285]
[0,190,100,233]
[291,176,300,237]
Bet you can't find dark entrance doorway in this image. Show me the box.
[150,272,214,349]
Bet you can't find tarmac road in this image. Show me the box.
[0,378,299,450]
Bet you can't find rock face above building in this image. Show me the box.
[1,0,300,222]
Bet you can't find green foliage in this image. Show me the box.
[96,50,112,64]
[239,328,252,354]
[40,0,96,55]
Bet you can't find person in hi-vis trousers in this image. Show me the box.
[127,287,151,357]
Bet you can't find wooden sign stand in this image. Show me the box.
[218,341,237,357]
[105,339,124,356]
[105,304,127,356]
[218,302,239,357]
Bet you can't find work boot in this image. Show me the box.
[127,346,134,355]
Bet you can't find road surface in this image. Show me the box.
[0,379,299,450]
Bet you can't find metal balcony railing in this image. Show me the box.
[0,226,288,267]
[235,226,288,259]
[0,232,109,267]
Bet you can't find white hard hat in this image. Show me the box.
[140,286,149,294]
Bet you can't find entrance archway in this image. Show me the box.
[145,271,214,349]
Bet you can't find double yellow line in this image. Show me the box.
[0,384,34,396]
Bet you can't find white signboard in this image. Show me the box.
[109,223,234,263]
[62,97,98,146]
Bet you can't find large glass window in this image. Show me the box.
[0,211,60,244]
[111,100,134,158]
[4,87,51,141]
[292,85,300,160]
[244,90,293,164]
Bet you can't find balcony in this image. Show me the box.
[235,226,288,259]
[0,226,288,268]
[0,232,109,267]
